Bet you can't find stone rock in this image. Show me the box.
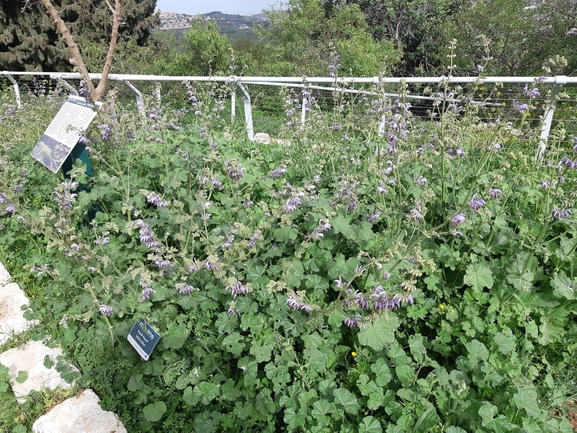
[0,261,10,285]
[0,282,39,345]
[0,340,77,403]
[32,389,127,433]
[254,132,271,144]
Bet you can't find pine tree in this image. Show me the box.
[0,0,159,71]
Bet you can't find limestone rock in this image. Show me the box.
[33,389,127,433]
[254,132,271,144]
[0,261,10,285]
[0,282,39,345]
[0,340,77,403]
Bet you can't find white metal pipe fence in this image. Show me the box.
[1,71,576,160]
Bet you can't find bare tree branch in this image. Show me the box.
[39,0,122,101]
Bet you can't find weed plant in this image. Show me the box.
[0,70,577,433]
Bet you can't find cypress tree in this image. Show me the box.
[0,0,159,71]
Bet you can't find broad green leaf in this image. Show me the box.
[538,317,563,345]
[273,226,298,242]
[479,401,517,432]
[250,333,276,363]
[359,416,382,433]
[311,399,335,419]
[396,364,415,385]
[465,339,489,364]
[371,358,392,387]
[512,387,542,418]
[15,371,28,384]
[222,332,246,356]
[284,408,307,430]
[358,315,400,351]
[493,328,516,355]
[333,388,360,414]
[163,324,189,350]
[552,272,576,300]
[446,427,467,433]
[463,263,493,293]
[328,309,347,327]
[143,401,167,422]
[127,373,144,392]
[332,214,354,238]
[409,334,426,362]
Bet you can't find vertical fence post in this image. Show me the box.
[301,82,309,126]
[154,81,161,107]
[123,80,145,116]
[237,83,254,141]
[536,76,567,161]
[230,78,236,123]
[2,73,21,109]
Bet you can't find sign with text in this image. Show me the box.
[127,319,161,361]
[31,95,101,173]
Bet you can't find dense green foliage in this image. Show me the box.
[1,68,577,432]
[0,0,159,71]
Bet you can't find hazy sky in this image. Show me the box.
[156,0,282,15]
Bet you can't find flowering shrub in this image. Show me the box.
[1,77,577,432]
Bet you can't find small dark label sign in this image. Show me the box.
[127,319,161,361]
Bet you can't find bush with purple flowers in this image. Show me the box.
[1,73,577,433]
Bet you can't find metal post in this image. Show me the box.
[230,84,236,123]
[536,76,567,161]
[237,83,254,141]
[123,80,145,116]
[2,73,21,108]
[154,81,161,107]
[301,84,309,125]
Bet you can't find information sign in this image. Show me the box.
[31,95,101,173]
[127,319,161,361]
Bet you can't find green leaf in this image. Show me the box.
[409,334,426,362]
[538,317,563,345]
[143,401,167,422]
[370,358,391,387]
[465,339,489,365]
[127,373,144,392]
[249,332,276,363]
[43,355,54,369]
[15,371,28,384]
[284,408,307,430]
[358,315,400,351]
[311,399,335,420]
[359,416,382,433]
[273,226,298,242]
[552,272,576,300]
[479,402,517,432]
[463,263,493,293]
[493,328,516,355]
[333,388,360,414]
[512,387,542,418]
[163,324,189,350]
[222,332,246,356]
[332,214,354,238]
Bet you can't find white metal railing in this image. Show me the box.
[2,71,576,160]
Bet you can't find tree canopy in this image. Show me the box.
[0,0,159,71]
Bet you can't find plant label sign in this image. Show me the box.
[127,319,161,361]
[31,95,101,173]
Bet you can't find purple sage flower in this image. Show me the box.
[468,194,485,211]
[489,188,502,199]
[552,208,572,219]
[99,304,113,317]
[452,213,466,226]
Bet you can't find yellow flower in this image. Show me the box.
[450,309,455,313]
[439,304,445,310]
[351,352,357,357]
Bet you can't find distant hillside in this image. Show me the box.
[158,11,269,42]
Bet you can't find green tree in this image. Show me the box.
[256,0,401,77]
[159,18,233,76]
[325,0,468,75]
[0,0,159,71]
[447,0,577,75]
